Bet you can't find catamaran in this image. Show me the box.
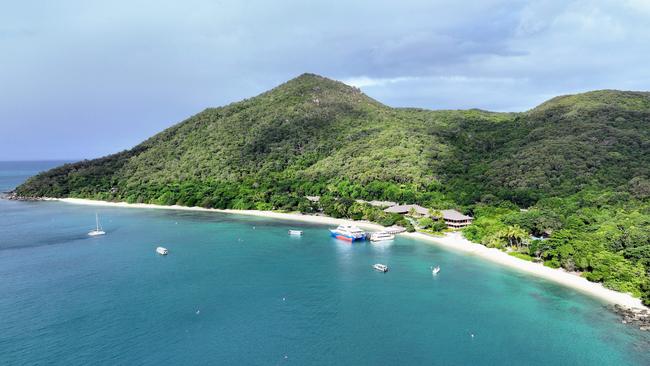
[88,213,105,236]
[329,225,366,241]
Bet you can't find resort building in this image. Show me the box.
[441,209,473,229]
[383,204,430,217]
[382,203,474,229]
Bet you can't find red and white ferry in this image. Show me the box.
[329,225,367,241]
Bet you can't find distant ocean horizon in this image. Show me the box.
[0,161,70,192]
[1,161,649,365]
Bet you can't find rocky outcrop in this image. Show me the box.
[612,305,650,331]
[2,191,49,201]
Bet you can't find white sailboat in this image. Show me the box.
[88,213,106,236]
[431,266,441,275]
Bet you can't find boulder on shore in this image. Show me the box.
[612,305,650,331]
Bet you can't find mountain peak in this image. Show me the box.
[292,72,331,81]
[531,89,650,114]
[279,73,358,92]
[257,72,381,107]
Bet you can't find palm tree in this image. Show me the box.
[428,209,442,220]
[498,225,529,249]
[504,225,528,248]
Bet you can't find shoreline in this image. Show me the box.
[45,197,648,310]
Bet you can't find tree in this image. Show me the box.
[497,225,529,249]
[418,217,434,229]
[428,209,442,219]
[628,177,650,199]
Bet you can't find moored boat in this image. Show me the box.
[432,266,441,275]
[288,230,303,236]
[329,225,366,241]
[88,213,106,236]
[369,231,395,242]
[156,246,169,255]
[373,263,389,272]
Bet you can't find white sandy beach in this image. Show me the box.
[53,197,647,310]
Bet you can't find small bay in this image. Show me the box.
[1,162,648,365]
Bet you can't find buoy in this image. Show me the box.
[196,310,200,315]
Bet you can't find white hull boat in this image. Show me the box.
[88,213,105,236]
[432,266,441,275]
[288,230,303,236]
[369,231,395,242]
[373,263,389,272]
[156,247,169,255]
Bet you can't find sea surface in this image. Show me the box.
[1,161,649,365]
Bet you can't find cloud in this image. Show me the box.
[344,74,526,90]
[343,76,417,88]
[0,0,648,159]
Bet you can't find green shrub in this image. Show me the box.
[508,252,533,262]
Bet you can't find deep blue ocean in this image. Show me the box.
[1,161,649,365]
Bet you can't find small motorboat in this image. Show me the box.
[288,230,303,236]
[373,263,389,272]
[369,231,395,242]
[156,246,169,255]
[432,266,441,275]
[88,213,106,236]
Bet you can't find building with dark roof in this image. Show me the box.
[441,209,473,228]
[383,204,430,217]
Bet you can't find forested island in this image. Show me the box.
[15,73,650,305]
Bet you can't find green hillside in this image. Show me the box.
[14,74,650,304]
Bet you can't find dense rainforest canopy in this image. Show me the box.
[15,73,650,304]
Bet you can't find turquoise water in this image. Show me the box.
[1,162,649,365]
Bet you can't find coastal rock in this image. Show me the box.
[611,305,650,331]
[3,191,48,201]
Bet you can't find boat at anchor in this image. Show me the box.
[329,225,366,241]
[369,231,395,242]
[373,263,389,272]
[88,213,105,237]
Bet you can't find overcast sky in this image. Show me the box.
[1,0,649,160]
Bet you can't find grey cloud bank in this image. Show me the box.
[1,0,648,159]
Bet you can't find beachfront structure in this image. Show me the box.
[441,209,473,229]
[384,225,406,234]
[383,204,430,217]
